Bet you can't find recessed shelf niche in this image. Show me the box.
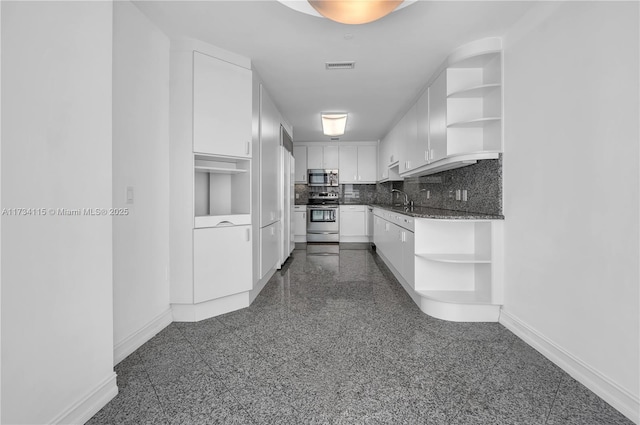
[194,154,250,228]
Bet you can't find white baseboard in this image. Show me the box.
[113,309,173,365]
[172,291,250,322]
[250,266,275,304]
[50,372,117,425]
[499,309,640,424]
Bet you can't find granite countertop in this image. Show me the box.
[369,203,504,220]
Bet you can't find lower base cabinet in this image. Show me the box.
[373,207,503,322]
[193,225,252,303]
[260,221,280,278]
[293,206,306,242]
[340,205,369,243]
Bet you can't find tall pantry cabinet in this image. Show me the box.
[170,40,254,322]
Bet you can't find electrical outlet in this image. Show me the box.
[448,190,454,199]
[426,190,431,199]
[462,190,468,202]
[455,189,461,201]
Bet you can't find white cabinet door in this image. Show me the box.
[339,146,358,183]
[193,52,252,157]
[378,135,389,181]
[323,145,339,169]
[293,145,307,183]
[399,105,418,174]
[428,70,447,162]
[415,89,430,168]
[339,206,366,237]
[260,221,280,278]
[401,230,415,288]
[260,87,279,227]
[307,145,323,169]
[357,145,377,182]
[293,208,306,236]
[193,225,252,303]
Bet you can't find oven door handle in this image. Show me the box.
[307,231,338,235]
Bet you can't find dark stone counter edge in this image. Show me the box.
[368,204,504,220]
[294,202,504,220]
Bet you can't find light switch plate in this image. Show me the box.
[126,186,134,204]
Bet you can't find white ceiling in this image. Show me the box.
[134,1,534,142]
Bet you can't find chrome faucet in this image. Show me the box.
[391,189,410,206]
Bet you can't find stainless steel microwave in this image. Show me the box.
[308,169,339,187]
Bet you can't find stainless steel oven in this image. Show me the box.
[307,205,339,242]
[308,169,339,187]
[306,191,339,243]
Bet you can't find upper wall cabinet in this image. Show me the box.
[307,145,339,169]
[193,51,252,157]
[339,144,377,183]
[385,38,502,180]
[293,145,307,183]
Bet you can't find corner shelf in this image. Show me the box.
[447,117,501,128]
[447,83,501,98]
[415,253,491,263]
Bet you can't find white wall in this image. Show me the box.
[1,2,117,424]
[502,2,639,422]
[112,1,172,364]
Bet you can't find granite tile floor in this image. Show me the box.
[89,246,633,425]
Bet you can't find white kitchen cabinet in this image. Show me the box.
[339,205,368,242]
[356,145,377,182]
[193,51,252,157]
[384,38,502,179]
[260,86,280,227]
[260,221,280,279]
[338,146,358,182]
[428,70,448,163]
[293,145,307,183]
[338,144,377,183]
[307,145,339,170]
[398,104,418,174]
[373,206,503,322]
[170,42,255,322]
[377,130,402,182]
[193,225,252,303]
[293,205,306,243]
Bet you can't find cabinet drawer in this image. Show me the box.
[340,205,365,213]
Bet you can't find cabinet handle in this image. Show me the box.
[424,150,429,162]
[246,228,251,242]
[303,212,306,219]
[246,141,251,155]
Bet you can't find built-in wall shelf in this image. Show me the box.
[195,165,247,174]
[194,154,251,228]
[416,289,494,305]
[447,117,501,128]
[415,253,491,264]
[447,83,501,98]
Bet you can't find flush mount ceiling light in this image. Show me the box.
[308,0,404,25]
[321,113,348,136]
[277,1,416,25]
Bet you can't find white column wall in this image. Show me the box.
[502,1,639,421]
[1,2,116,423]
[112,1,172,364]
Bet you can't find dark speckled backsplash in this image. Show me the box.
[296,156,502,216]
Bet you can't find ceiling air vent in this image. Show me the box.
[330,137,340,141]
[325,61,355,70]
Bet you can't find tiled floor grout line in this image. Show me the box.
[176,319,267,425]
[136,350,173,423]
[543,375,564,425]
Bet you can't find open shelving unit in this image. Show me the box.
[194,154,251,228]
[445,44,502,157]
[413,219,504,322]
